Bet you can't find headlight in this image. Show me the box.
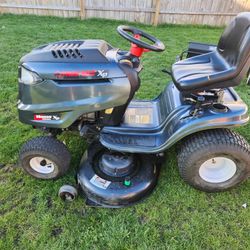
[19,67,43,85]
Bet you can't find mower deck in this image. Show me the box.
[77,146,160,207]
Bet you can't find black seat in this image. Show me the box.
[172,12,250,93]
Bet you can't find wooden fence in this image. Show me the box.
[0,0,250,26]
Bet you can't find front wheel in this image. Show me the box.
[177,129,250,192]
[19,136,71,180]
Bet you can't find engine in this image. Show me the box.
[18,39,139,129]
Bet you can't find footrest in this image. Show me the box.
[101,133,157,147]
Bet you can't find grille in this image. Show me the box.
[46,42,84,59]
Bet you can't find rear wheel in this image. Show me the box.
[19,136,71,180]
[177,129,250,192]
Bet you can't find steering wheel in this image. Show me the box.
[117,25,165,56]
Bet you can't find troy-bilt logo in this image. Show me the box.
[54,70,108,79]
[34,114,60,121]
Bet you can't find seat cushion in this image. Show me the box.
[172,13,250,93]
[171,51,235,93]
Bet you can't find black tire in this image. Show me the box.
[178,129,250,192]
[19,136,71,180]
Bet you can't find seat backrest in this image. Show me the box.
[217,12,250,75]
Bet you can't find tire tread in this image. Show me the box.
[19,136,71,179]
[178,129,250,191]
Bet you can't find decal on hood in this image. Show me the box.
[34,114,60,121]
[54,70,108,79]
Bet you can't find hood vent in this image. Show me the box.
[20,40,110,63]
[46,42,84,59]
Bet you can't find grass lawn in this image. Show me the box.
[0,14,250,250]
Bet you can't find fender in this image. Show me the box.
[100,83,249,153]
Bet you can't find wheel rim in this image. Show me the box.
[199,157,237,183]
[29,157,55,174]
[59,185,77,201]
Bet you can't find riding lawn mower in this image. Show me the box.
[18,12,250,207]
